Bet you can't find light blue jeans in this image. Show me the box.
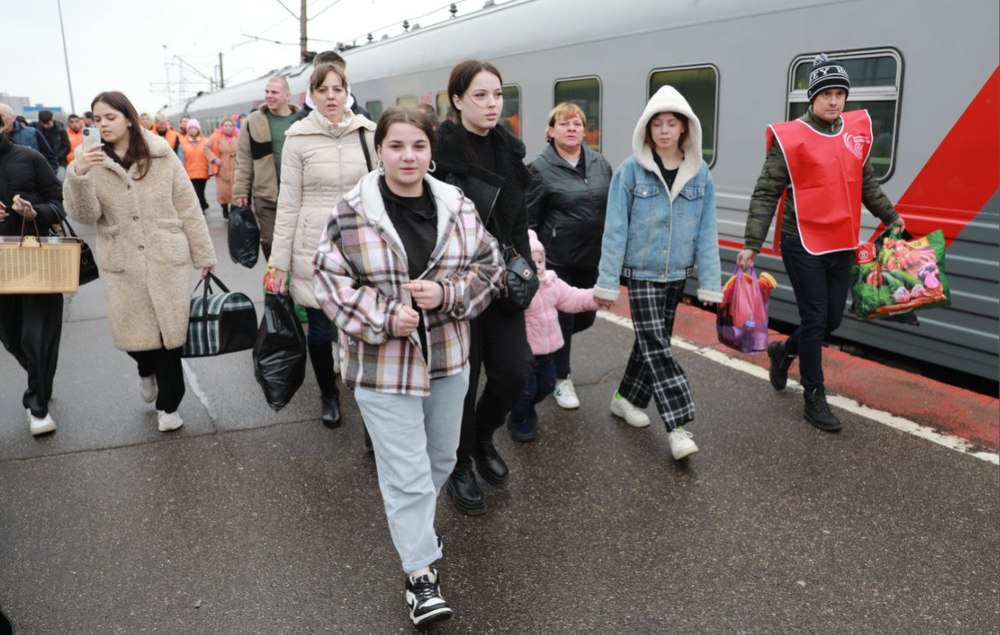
[354,365,470,573]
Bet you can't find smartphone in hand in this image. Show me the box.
[81,127,102,150]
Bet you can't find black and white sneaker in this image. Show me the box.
[405,569,453,627]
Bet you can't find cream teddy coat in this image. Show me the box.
[63,131,217,351]
[270,109,376,308]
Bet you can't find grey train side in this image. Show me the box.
[165,0,1000,381]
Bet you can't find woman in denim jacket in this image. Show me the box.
[594,85,722,461]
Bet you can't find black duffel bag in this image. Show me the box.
[228,203,260,268]
[182,273,258,357]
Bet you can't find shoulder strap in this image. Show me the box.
[358,128,372,172]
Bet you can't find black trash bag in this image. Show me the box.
[253,293,307,411]
[228,203,260,268]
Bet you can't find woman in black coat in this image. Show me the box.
[434,59,534,516]
[0,132,65,435]
[525,102,613,410]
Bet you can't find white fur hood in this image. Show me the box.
[631,85,704,195]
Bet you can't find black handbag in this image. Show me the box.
[227,203,260,268]
[182,273,258,358]
[54,216,99,285]
[496,243,539,314]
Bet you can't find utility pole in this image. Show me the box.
[218,52,225,89]
[300,0,308,63]
[56,0,76,113]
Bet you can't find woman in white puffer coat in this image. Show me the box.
[268,62,376,429]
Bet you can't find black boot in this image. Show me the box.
[221,203,230,219]
[308,344,341,428]
[804,387,842,432]
[473,436,509,487]
[768,340,795,391]
[446,462,486,516]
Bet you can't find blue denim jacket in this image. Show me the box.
[595,155,723,303]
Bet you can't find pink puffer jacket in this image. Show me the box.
[524,270,599,355]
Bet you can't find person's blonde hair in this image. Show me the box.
[309,63,347,93]
[545,102,586,143]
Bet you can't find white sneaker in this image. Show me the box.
[554,378,580,409]
[609,394,650,428]
[138,375,158,403]
[27,409,56,436]
[668,427,699,460]
[157,410,184,432]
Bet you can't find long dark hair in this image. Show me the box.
[447,59,502,111]
[91,91,152,179]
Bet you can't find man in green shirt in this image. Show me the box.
[233,75,299,259]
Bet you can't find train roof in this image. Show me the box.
[162,0,836,117]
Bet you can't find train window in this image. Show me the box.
[787,50,902,181]
[436,92,450,122]
[397,95,418,108]
[648,65,718,166]
[366,100,383,121]
[554,76,602,151]
[500,85,521,138]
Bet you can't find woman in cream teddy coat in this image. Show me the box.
[64,91,216,432]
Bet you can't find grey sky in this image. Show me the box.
[3,0,480,116]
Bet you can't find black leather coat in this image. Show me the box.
[526,143,612,270]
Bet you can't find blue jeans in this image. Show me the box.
[780,234,853,391]
[354,366,469,573]
[509,353,557,426]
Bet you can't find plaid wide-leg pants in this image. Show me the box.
[617,279,695,430]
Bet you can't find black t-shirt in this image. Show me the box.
[461,125,498,174]
[653,152,679,192]
[379,176,438,358]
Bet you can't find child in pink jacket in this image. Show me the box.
[508,230,600,441]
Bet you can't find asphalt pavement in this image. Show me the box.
[1,203,997,633]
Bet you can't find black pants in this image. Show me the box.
[127,347,185,413]
[549,265,598,379]
[456,301,532,466]
[780,234,853,391]
[0,293,63,418]
[191,178,209,211]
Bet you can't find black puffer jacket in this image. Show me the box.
[0,133,63,237]
[526,143,612,270]
[434,120,533,262]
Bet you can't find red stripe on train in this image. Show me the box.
[883,66,1000,246]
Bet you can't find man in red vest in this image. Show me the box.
[737,54,904,432]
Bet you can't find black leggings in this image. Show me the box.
[456,301,532,466]
[548,265,598,379]
[190,178,209,211]
[0,293,63,417]
[128,347,185,413]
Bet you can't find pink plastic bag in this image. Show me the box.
[717,265,769,354]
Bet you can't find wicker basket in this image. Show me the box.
[0,235,82,294]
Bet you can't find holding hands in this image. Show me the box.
[0,201,7,222]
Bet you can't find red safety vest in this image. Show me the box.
[767,109,873,254]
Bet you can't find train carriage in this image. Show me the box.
[164,0,1000,382]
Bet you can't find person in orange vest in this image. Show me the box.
[153,114,181,158]
[178,118,213,212]
[736,54,905,432]
[65,113,84,164]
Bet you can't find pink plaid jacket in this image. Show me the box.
[313,172,502,396]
